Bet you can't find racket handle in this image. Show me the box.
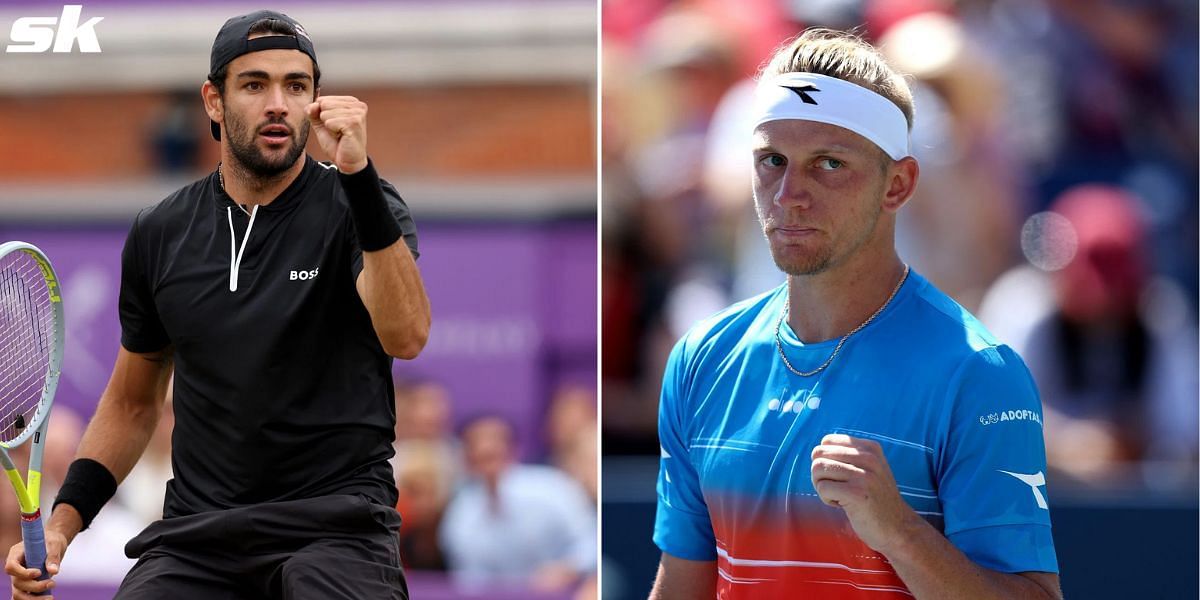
[21,510,50,595]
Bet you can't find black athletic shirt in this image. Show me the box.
[119,155,418,518]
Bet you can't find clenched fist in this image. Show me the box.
[810,433,922,555]
[306,96,368,174]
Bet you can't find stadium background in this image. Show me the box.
[0,1,596,599]
[601,0,1198,599]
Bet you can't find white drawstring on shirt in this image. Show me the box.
[226,204,259,292]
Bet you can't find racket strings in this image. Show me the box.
[0,325,50,437]
[0,295,50,404]
[0,252,54,445]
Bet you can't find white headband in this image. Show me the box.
[751,72,911,160]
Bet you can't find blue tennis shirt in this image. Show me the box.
[654,270,1058,598]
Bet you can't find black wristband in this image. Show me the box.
[338,159,404,252]
[53,458,117,531]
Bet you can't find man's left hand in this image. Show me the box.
[306,96,369,174]
[811,433,920,555]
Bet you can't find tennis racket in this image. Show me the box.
[0,241,64,592]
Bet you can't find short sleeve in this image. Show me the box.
[118,212,170,353]
[938,345,1059,574]
[653,337,717,561]
[349,178,420,279]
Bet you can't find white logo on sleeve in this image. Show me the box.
[998,470,1048,510]
[978,409,1042,427]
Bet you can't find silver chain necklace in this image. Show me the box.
[774,264,910,377]
[218,163,255,216]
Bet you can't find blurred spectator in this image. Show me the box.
[632,7,742,328]
[43,405,86,495]
[980,185,1198,485]
[563,425,598,505]
[601,8,742,455]
[599,41,668,455]
[544,383,598,515]
[440,415,596,592]
[880,11,1025,310]
[392,378,463,489]
[545,384,596,463]
[147,89,203,174]
[959,0,1198,288]
[395,441,452,571]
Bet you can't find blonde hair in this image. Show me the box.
[760,28,914,131]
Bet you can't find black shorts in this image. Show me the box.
[114,494,408,600]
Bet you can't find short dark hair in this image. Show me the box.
[207,17,321,97]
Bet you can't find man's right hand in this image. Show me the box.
[6,505,80,600]
[5,527,67,600]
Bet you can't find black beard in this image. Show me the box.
[225,113,309,179]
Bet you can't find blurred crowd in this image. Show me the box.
[601,0,1198,489]
[1,380,598,597]
[391,379,598,598]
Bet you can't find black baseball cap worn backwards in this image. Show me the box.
[208,9,318,141]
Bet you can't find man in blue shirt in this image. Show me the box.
[650,29,1061,599]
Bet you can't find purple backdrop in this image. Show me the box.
[0,219,596,459]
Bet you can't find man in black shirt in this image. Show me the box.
[5,10,430,600]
